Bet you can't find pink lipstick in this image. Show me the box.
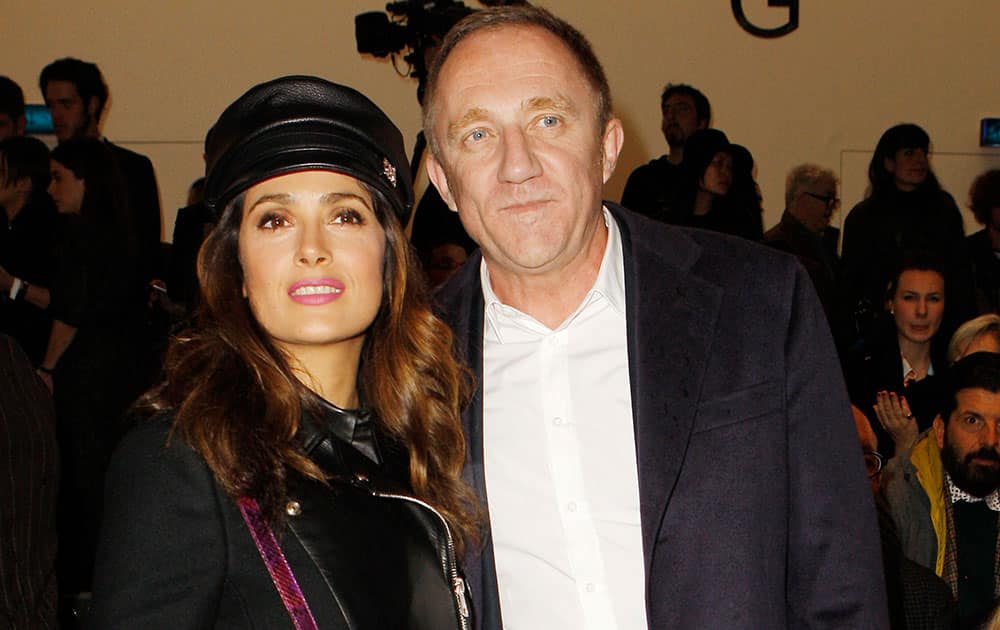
[288,278,345,305]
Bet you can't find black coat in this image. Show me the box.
[841,188,972,337]
[105,140,161,284]
[620,156,681,220]
[89,404,469,629]
[436,203,888,629]
[845,323,948,458]
[0,196,57,364]
[968,229,1000,314]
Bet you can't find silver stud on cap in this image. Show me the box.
[285,500,302,517]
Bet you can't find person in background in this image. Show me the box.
[665,128,762,240]
[882,352,1000,629]
[848,252,950,458]
[841,123,971,344]
[39,58,162,306]
[966,170,1000,314]
[0,136,57,364]
[88,76,478,629]
[764,163,842,326]
[620,83,710,219]
[0,76,26,140]
[0,334,59,629]
[948,314,1000,364]
[161,176,213,317]
[43,138,147,617]
[852,405,957,630]
[729,143,764,230]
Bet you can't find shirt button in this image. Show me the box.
[585,583,596,593]
[567,501,577,512]
[553,417,563,426]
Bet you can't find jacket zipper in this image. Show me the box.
[370,489,471,630]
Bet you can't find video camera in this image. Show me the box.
[355,1,476,86]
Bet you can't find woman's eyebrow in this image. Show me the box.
[320,191,372,209]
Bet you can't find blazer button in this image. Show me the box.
[285,500,302,517]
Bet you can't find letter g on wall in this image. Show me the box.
[732,0,799,38]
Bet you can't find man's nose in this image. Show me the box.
[498,128,541,184]
[983,420,1000,448]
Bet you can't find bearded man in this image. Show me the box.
[883,351,1000,628]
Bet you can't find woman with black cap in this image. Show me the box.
[88,76,478,629]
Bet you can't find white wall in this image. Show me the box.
[5,1,999,240]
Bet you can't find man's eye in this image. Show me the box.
[467,129,487,142]
[540,115,559,128]
[962,415,982,427]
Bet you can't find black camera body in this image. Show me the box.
[355,1,475,61]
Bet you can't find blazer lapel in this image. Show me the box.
[435,253,502,630]
[611,205,723,571]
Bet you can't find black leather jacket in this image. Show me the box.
[289,400,471,629]
[89,401,471,629]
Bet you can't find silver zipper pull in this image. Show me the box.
[453,576,470,619]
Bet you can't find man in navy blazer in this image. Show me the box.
[424,6,888,628]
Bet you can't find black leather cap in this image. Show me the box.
[203,75,413,224]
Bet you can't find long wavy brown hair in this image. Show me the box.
[142,179,479,551]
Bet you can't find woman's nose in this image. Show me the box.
[296,224,331,265]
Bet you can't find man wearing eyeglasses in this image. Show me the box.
[853,404,957,628]
[882,351,1000,628]
[764,164,842,331]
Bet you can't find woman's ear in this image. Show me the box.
[883,156,896,176]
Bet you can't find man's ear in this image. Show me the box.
[601,118,625,184]
[14,115,25,136]
[86,95,100,118]
[933,414,946,449]
[426,152,458,213]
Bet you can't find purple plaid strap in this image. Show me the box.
[237,496,319,630]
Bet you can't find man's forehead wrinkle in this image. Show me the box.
[524,95,576,115]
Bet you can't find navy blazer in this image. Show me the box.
[436,203,889,629]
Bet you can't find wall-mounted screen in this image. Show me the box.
[982,118,1000,148]
[25,104,53,135]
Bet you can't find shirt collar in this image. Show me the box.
[481,206,626,340]
[902,354,934,385]
[945,473,1000,511]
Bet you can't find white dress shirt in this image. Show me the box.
[481,208,648,630]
